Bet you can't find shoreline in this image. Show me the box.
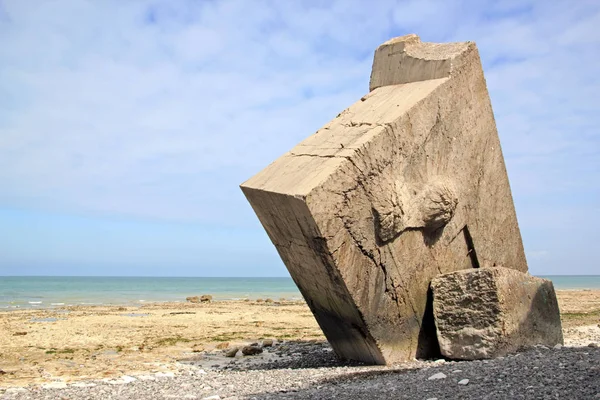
[3,286,598,312]
[0,290,598,389]
[0,297,306,312]
[3,275,599,312]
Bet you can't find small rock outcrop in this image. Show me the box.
[186,295,212,303]
[241,345,263,356]
[431,267,563,360]
[224,347,239,357]
[192,344,204,353]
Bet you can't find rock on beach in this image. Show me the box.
[186,295,213,303]
[432,267,563,360]
[241,345,263,356]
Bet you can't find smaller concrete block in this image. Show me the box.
[431,267,563,360]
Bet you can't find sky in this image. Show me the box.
[0,0,598,277]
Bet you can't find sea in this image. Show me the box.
[0,275,599,311]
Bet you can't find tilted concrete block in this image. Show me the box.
[431,267,563,360]
[241,34,528,364]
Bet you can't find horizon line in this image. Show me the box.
[1,274,599,278]
[0,275,293,278]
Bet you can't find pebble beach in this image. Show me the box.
[1,290,599,399]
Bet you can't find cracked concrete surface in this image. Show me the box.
[240,34,527,364]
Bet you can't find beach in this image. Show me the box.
[1,289,599,391]
[0,299,323,388]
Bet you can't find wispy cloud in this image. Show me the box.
[0,0,598,274]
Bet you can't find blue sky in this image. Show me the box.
[0,0,598,276]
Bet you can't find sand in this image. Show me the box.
[1,290,599,388]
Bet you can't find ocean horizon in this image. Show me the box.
[1,275,599,310]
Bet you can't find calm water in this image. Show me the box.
[539,275,600,290]
[1,275,598,310]
[0,276,302,310]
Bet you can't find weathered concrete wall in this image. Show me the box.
[241,34,527,364]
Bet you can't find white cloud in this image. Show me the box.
[0,0,388,223]
[0,0,599,273]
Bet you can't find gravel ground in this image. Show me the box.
[1,341,599,400]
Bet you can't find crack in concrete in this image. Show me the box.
[335,151,410,328]
[463,225,480,269]
[289,152,338,159]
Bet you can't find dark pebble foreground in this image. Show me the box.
[1,341,599,400]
